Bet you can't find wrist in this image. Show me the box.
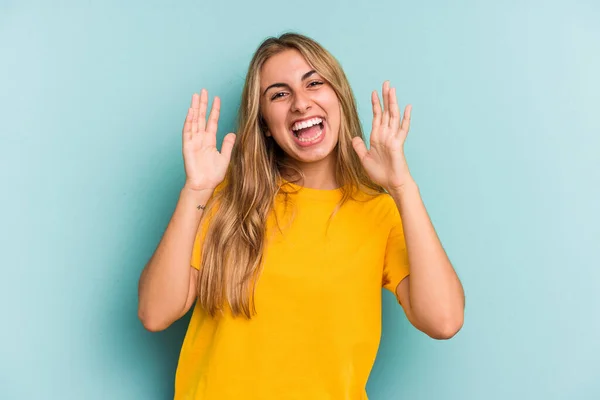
[182,181,216,193]
[388,179,419,198]
[180,185,215,209]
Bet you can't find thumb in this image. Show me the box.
[220,133,237,161]
[352,137,368,161]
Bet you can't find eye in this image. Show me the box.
[308,81,324,88]
[270,92,287,101]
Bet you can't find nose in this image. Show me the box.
[291,91,312,113]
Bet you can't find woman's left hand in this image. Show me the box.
[352,81,413,193]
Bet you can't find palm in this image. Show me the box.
[352,81,412,192]
[182,89,236,191]
[360,135,407,190]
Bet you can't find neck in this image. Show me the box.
[281,152,338,190]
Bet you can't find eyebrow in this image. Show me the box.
[262,70,318,97]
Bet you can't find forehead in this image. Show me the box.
[260,49,314,88]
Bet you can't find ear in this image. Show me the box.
[265,130,272,137]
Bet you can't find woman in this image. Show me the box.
[138,32,464,399]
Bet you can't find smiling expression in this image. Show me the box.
[259,49,341,167]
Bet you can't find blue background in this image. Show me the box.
[1,0,599,399]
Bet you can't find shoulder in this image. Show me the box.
[342,189,400,228]
[372,191,396,208]
[352,189,397,213]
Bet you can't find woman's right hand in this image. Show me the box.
[182,88,236,192]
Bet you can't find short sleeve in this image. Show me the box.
[382,197,410,294]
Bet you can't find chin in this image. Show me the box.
[291,144,337,164]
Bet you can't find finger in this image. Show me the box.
[371,90,382,137]
[206,96,221,135]
[191,93,200,134]
[382,81,390,112]
[198,89,208,132]
[183,107,193,138]
[220,132,237,161]
[351,137,369,161]
[389,87,401,131]
[400,104,412,134]
[381,81,390,127]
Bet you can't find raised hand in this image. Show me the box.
[352,81,413,193]
[182,89,236,192]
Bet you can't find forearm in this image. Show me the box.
[137,186,213,329]
[390,180,464,335]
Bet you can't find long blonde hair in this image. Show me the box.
[197,32,384,318]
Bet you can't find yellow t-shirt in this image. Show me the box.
[174,181,410,400]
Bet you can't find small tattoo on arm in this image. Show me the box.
[197,204,205,210]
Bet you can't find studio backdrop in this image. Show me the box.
[1,1,599,399]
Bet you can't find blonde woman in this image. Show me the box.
[138,32,465,399]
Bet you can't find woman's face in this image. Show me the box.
[259,49,341,167]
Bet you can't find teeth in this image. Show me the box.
[292,117,323,131]
[296,127,323,142]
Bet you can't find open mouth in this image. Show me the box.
[290,117,325,142]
